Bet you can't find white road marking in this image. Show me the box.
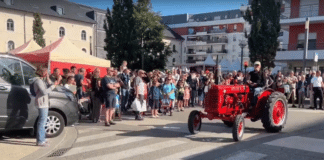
[224,151,267,160]
[62,136,152,157]
[156,145,217,160]
[78,128,102,134]
[85,140,186,160]
[75,131,123,143]
[265,136,324,153]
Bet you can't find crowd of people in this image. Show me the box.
[33,60,324,146]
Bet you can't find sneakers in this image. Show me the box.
[109,121,116,125]
[105,122,110,126]
[37,141,49,147]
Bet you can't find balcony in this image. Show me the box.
[207,28,227,34]
[207,38,228,44]
[196,31,208,35]
[280,4,324,25]
[187,49,228,56]
[186,41,207,46]
[278,43,324,51]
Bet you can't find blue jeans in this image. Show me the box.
[77,88,83,100]
[121,89,129,112]
[37,108,48,144]
[252,87,263,106]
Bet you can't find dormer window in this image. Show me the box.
[57,7,64,15]
[224,15,228,19]
[234,24,237,31]
[236,14,239,18]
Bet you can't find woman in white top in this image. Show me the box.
[30,66,58,147]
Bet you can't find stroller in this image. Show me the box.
[161,98,172,116]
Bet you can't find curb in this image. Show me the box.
[21,126,78,160]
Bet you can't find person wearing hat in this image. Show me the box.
[247,61,265,107]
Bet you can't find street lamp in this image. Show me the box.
[239,39,247,71]
[303,17,310,73]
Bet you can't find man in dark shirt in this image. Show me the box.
[120,69,130,113]
[247,61,265,106]
[101,68,119,126]
[75,68,85,100]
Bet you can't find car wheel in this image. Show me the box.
[232,114,244,142]
[188,110,201,134]
[45,111,65,138]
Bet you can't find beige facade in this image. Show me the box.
[163,38,183,69]
[0,8,94,54]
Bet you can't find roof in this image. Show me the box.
[17,36,110,68]
[163,24,184,40]
[9,39,42,54]
[204,55,216,66]
[162,14,188,25]
[0,0,96,24]
[162,9,243,25]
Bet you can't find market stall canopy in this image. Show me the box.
[204,55,216,66]
[219,58,231,71]
[16,37,110,77]
[9,39,42,54]
[230,58,241,71]
[16,36,110,68]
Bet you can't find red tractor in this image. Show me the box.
[188,84,288,141]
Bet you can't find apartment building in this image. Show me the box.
[275,0,324,73]
[162,10,250,71]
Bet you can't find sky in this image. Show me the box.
[70,0,249,16]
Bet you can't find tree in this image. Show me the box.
[33,13,46,48]
[243,0,281,68]
[104,0,172,71]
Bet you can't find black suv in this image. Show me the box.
[0,53,79,137]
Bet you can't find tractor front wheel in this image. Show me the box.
[262,92,288,133]
[188,110,201,134]
[232,115,245,141]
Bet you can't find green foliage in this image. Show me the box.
[104,0,172,71]
[243,0,281,68]
[33,13,46,48]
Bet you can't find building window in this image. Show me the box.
[236,14,239,18]
[234,24,237,31]
[81,30,86,40]
[188,28,195,35]
[214,16,221,20]
[59,27,65,37]
[279,31,283,36]
[8,41,15,51]
[57,7,64,15]
[82,48,86,53]
[173,45,176,52]
[297,33,317,50]
[224,15,227,19]
[7,19,14,31]
[232,45,236,52]
[173,58,176,62]
[233,34,236,41]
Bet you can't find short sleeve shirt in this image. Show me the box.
[101,76,116,94]
[135,77,145,95]
[311,76,322,87]
[287,76,298,88]
[163,84,176,100]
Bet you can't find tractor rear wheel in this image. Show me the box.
[222,120,234,127]
[262,92,288,133]
[232,115,245,141]
[188,110,201,134]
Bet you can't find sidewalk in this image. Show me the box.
[0,126,77,160]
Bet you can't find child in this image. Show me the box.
[177,81,185,111]
[184,85,190,108]
[114,89,121,121]
[149,80,161,118]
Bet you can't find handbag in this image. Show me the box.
[131,98,147,112]
[204,86,209,93]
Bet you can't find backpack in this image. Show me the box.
[30,81,37,97]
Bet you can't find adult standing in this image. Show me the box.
[189,72,198,107]
[61,68,70,85]
[287,71,298,108]
[49,68,62,85]
[120,69,131,113]
[75,68,85,100]
[101,68,119,126]
[31,66,58,146]
[311,71,323,110]
[91,68,102,123]
[134,70,146,120]
[297,75,307,108]
[70,66,77,76]
[308,71,316,107]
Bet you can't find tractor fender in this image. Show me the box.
[252,89,275,119]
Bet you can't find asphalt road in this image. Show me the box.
[40,106,324,160]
